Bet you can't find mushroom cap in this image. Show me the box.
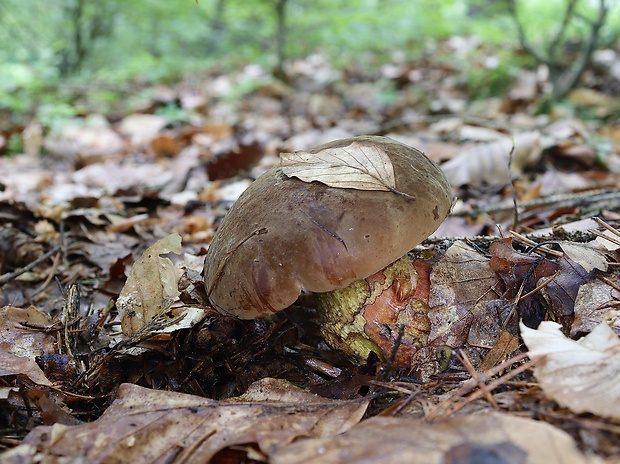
[204,136,452,319]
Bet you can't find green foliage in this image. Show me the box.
[0,0,617,119]
[36,102,81,133]
[155,103,193,124]
[6,133,24,156]
[461,50,534,100]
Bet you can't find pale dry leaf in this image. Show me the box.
[559,242,608,272]
[270,412,598,464]
[117,233,182,336]
[441,132,543,186]
[572,278,620,336]
[280,141,396,192]
[2,380,368,464]
[594,229,620,251]
[521,321,620,419]
[155,305,207,334]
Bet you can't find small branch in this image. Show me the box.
[509,0,611,99]
[0,245,62,287]
[451,189,620,218]
[507,0,547,64]
[555,0,609,98]
[546,0,579,59]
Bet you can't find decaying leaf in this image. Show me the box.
[521,321,620,420]
[3,379,368,463]
[270,412,597,464]
[572,277,620,336]
[441,132,543,186]
[116,233,182,336]
[478,330,521,372]
[539,254,591,328]
[0,306,57,358]
[280,140,396,192]
[428,241,503,348]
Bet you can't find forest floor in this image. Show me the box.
[1,42,620,463]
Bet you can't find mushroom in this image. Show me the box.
[204,136,452,364]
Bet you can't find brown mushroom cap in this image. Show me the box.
[204,136,452,319]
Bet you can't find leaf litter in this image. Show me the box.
[1,48,620,462]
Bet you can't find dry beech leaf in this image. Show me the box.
[0,352,52,386]
[441,132,543,186]
[521,321,620,419]
[594,229,620,251]
[270,412,598,464]
[4,380,368,464]
[280,141,396,192]
[117,233,182,336]
[559,242,608,272]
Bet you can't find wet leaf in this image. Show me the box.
[280,140,396,192]
[521,321,620,420]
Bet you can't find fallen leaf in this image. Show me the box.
[0,306,57,358]
[521,321,620,420]
[572,277,620,336]
[594,229,620,251]
[559,242,608,272]
[5,380,368,463]
[429,241,503,349]
[206,140,264,180]
[489,238,557,328]
[539,255,591,328]
[270,412,597,464]
[0,352,52,386]
[117,113,168,146]
[117,233,182,336]
[280,140,396,192]
[441,132,543,186]
[478,330,521,372]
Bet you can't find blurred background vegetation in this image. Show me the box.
[0,0,618,122]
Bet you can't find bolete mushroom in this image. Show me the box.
[204,136,452,364]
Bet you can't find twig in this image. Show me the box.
[508,0,610,98]
[452,189,620,218]
[508,138,519,231]
[0,245,62,286]
[509,231,564,257]
[425,352,534,421]
[15,251,62,307]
